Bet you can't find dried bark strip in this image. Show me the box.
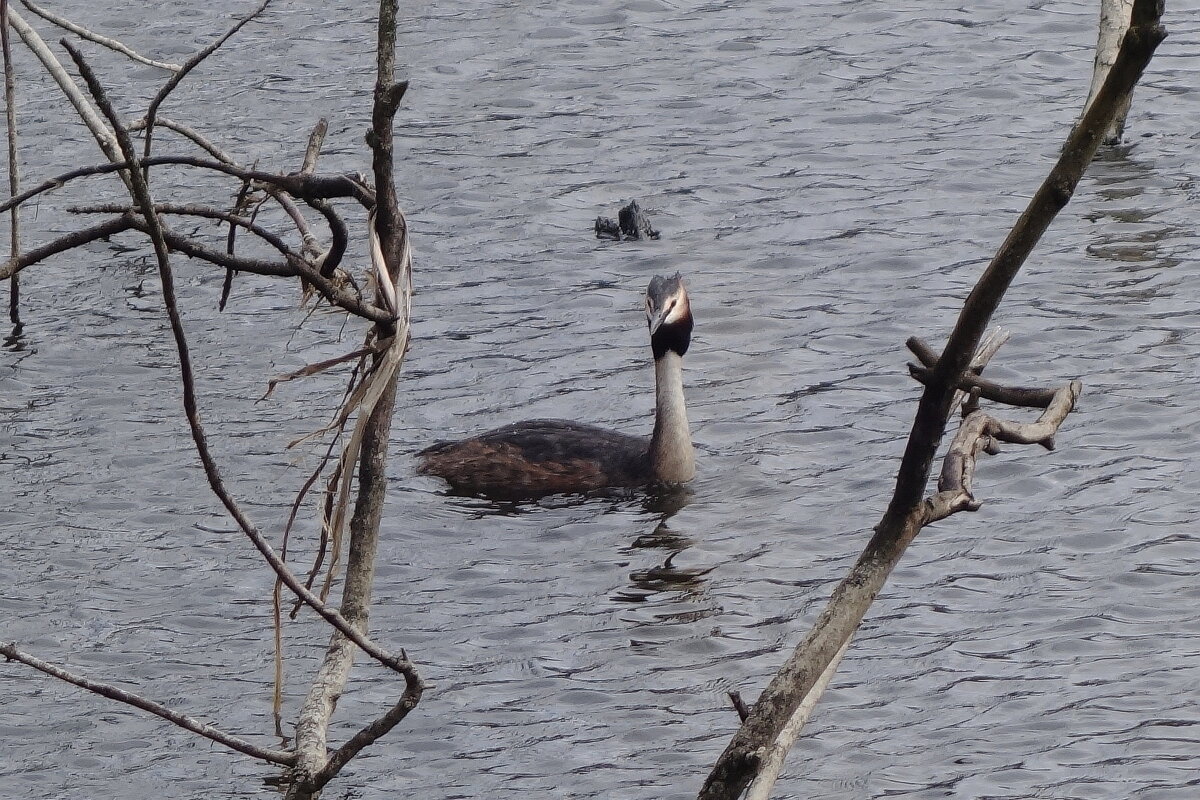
[286,3,421,796]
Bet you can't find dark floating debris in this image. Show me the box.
[595,199,661,241]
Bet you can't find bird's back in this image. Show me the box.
[417,419,652,497]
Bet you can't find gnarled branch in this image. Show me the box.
[700,3,1165,798]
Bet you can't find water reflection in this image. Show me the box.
[1084,144,1182,270]
[3,321,25,351]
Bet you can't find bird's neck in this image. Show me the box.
[650,351,694,483]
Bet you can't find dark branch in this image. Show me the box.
[0,215,136,280]
[906,337,1059,408]
[2,642,295,765]
[62,38,413,680]
[142,0,272,165]
[0,155,375,214]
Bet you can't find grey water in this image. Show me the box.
[2,1,1199,798]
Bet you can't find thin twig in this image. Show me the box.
[0,153,374,214]
[262,344,380,401]
[127,116,320,248]
[61,39,415,682]
[1,642,295,765]
[3,0,21,324]
[129,116,235,163]
[6,9,121,166]
[142,0,272,167]
[906,337,1058,408]
[68,201,313,269]
[301,118,328,175]
[0,214,136,280]
[728,691,750,722]
[18,0,182,71]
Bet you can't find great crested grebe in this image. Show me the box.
[418,273,695,497]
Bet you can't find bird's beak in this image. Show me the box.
[647,308,666,336]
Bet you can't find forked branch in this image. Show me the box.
[700,3,1165,798]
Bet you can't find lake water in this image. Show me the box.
[2,1,1199,798]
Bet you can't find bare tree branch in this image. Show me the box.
[69,200,310,262]
[0,154,374,214]
[0,214,135,280]
[3,0,21,324]
[300,117,327,176]
[906,337,1059,408]
[129,115,236,163]
[287,3,421,794]
[699,3,1165,798]
[2,641,295,765]
[59,38,415,683]
[17,0,181,71]
[922,380,1082,524]
[744,639,852,800]
[7,9,122,167]
[142,0,271,166]
[1085,0,1136,143]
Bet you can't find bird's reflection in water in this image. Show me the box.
[433,480,713,602]
[616,484,714,603]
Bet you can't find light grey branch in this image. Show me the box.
[7,8,122,166]
[17,0,182,71]
[924,380,1083,523]
[1,642,295,765]
[1085,0,1135,143]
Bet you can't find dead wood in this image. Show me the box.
[140,0,271,168]
[17,0,181,72]
[1,642,294,765]
[906,337,1059,408]
[595,198,660,240]
[285,3,421,796]
[3,3,421,794]
[3,0,20,324]
[60,34,414,682]
[699,3,1165,798]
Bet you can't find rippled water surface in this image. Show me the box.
[2,1,1199,798]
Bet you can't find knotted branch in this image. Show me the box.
[700,3,1164,798]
